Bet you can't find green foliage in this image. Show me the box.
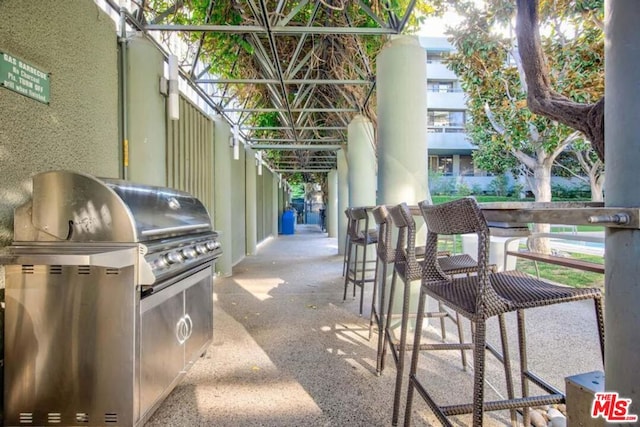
[428,171,456,195]
[516,255,604,289]
[445,1,603,200]
[487,174,510,197]
[457,182,472,196]
[551,182,591,199]
[289,182,305,199]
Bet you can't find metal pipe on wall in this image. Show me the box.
[119,7,129,180]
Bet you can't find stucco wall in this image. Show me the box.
[127,35,167,186]
[0,0,119,276]
[231,146,247,265]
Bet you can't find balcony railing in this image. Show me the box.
[427,88,463,93]
[427,126,466,133]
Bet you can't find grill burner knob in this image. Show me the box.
[195,244,209,254]
[205,241,219,251]
[154,257,169,268]
[181,247,198,259]
[164,251,184,265]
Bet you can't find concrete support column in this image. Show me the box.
[452,155,461,177]
[347,115,377,207]
[327,170,338,238]
[337,149,349,254]
[604,0,640,405]
[213,118,233,276]
[245,148,258,255]
[376,35,429,206]
[376,35,429,318]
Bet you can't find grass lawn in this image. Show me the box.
[431,195,605,289]
[515,255,604,289]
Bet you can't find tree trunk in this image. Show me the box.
[530,162,552,254]
[515,0,605,161]
[590,173,604,202]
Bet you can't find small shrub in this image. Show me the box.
[457,182,472,196]
[488,174,510,196]
[511,182,524,198]
[429,172,456,195]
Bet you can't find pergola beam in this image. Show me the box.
[273,169,333,172]
[145,24,397,35]
[243,126,346,130]
[251,144,343,150]
[197,78,371,85]
[249,138,342,142]
[224,107,358,113]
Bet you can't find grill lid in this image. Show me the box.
[14,170,212,243]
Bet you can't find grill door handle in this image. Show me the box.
[184,314,193,340]
[175,317,188,344]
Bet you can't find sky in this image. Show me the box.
[418,10,466,37]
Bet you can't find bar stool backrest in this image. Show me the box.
[389,203,425,280]
[418,197,508,317]
[345,208,359,240]
[350,207,371,242]
[372,205,394,262]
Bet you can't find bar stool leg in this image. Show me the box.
[374,261,388,375]
[369,253,382,341]
[343,239,354,300]
[403,285,428,427]
[455,312,468,371]
[437,301,447,340]
[391,277,412,426]
[342,232,350,277]
[353,245,359,297]
[517,309,531,427]
[498,314,517,426]
[359,241,369,314]
[380,268,398,373]
[472,320,487,427]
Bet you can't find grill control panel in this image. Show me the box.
[146,237,221,282]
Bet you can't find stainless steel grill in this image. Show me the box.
[1,170,222,427]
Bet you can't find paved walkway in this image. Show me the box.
[146,225,603,426]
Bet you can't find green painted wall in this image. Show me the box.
[0,0,119,258]
[127,35,167,186]
[230,145,247,265]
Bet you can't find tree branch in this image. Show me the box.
[515,0,604,161]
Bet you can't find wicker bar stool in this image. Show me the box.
[404,197,605,427]
[343,207,378,315]
[369,205,396,375]
[342,209,356,277]
[383,202,488,426]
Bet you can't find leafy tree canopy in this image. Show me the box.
[446,0,603,177]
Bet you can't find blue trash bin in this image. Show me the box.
[282,209,295,235]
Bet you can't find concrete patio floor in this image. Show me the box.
[146,225,604,427]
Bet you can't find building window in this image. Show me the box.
[428,81,454,93]
[426,51,447,64]
[429,155,453,175]
[427,110,466,127]
[460,155,474,176]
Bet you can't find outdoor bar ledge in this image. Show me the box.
[478,201,640,229]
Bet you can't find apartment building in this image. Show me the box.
[420,36,491,188]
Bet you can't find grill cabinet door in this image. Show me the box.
[184,268,214,366]
[139,287,186,418]
[138,265,213,422]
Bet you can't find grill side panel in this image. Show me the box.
[4,264,138,426]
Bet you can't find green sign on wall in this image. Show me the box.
[0,51,50,104]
